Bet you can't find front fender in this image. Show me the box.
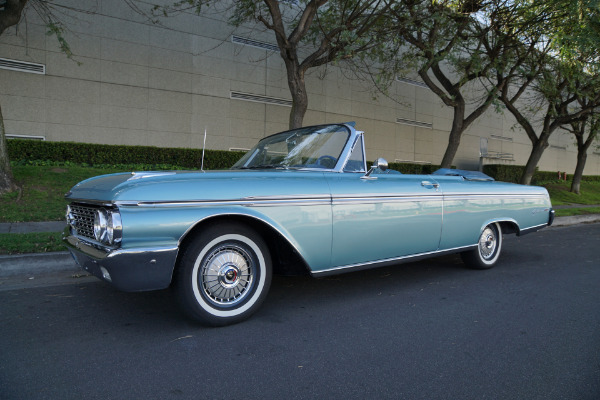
[118,203,331,271]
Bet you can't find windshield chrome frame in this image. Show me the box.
[339,130,367,173]
[232,123,362,173]
[326,123,361,173]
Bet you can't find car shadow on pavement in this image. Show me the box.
[8,246,531,334]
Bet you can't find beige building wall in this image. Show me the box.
[1,0,599,175]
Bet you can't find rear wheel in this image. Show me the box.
[461,222,502,269]
[175,222,272,326]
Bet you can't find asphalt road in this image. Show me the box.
[1,224,599,400]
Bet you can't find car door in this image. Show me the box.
[325,173,443,269]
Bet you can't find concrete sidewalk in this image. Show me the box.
[1,215,599,279]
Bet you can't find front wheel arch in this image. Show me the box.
[176,215,311,277]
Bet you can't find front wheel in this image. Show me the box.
[461,222,502,269]
[174,222,272,326]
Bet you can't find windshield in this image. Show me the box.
[231,124,350,170]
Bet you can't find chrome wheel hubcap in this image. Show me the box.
[201,245,253,306]
[219,264,240,288]
[479,227,497,260]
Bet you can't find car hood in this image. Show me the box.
[65,170,331,203]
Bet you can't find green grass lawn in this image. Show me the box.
[0,165,127,222]
[555,206,600,217]
[0,232,64,255]
[0,164,598,255]
[542,181,600,206]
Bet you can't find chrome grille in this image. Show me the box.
[68,204,98,240]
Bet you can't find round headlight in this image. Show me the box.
[94,208,122,245]
[94,209,108,243]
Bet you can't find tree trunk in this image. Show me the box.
[440,106,465,168]
[520,138,549,185]
[0,0,29,35]
[287,70,308,129]
[570,137,594,194]
[0,103,17,194]
[289,89,308,130]
[1,1,29,194]
[570,149,586,194]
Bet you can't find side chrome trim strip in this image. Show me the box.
[332,195,441,205]
[334,192,440,199]
[106,192,546,208]
[332,196,442,206]
[443,194,546,201]
[312,244,477,277]
[117,197,332,208]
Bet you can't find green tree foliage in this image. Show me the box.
[554,0,600,193]
[375,0,562,170]
[154,1,392,129]
[493,0,600,184]
[392,0,495,169]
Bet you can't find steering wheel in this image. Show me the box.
[316,155,337,169]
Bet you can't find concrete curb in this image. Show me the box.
[550,214,600,227]
[0,252,78,278]
[0,216,598,279]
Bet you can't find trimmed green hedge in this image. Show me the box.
[382,162,443,174]
[7,139,245,170]
[482,164,562,183]
[7,139,600,182]
[483,164,600,183]
[9,139,446,173]
[482,165,527,183]
[390,162,443,174]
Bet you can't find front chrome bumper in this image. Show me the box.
[548,208,555,226]
[64,234,179,292]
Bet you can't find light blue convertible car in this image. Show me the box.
[65,123,554,325]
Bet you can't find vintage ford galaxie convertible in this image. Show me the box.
[65,123,554,325]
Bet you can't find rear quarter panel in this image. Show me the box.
[436,176,552,249]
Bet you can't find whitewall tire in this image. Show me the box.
[461,222,502,269]
[175,222,272,326]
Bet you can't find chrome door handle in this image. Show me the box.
[421,181,440,188]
